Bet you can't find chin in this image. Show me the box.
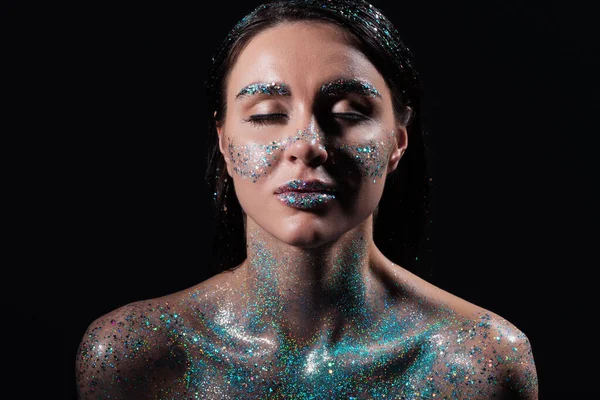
[277,228,329,248]
[286,237,331,249]
[269,220,344,248]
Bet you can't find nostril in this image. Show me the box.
[285,139,328,167]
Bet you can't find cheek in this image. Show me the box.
[224,127,395,187]
[226,136,283,183]
[232,178,262,214]
[225,123,325,182]
[330,130,396,184]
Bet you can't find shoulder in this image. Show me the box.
[377,261,538,398]
[432,307,539,399]
[74,276,240,399]
[75,298,187,399]
[425,281,539,398]
[474,311,539,399]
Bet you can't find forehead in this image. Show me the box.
[227,21,384,96]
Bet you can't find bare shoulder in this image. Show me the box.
[431,290,539,398]
[75,273,240,399]
[444,305,538,400]
[378,261,539,398]
[75,297,188,399]
[469,310,539,399]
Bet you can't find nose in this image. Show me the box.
[284,124,328,167]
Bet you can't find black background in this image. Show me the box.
[6,0,598,398]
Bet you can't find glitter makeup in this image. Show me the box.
[334,130,395,183]
[226,121,394,184]
[275,179,337,210]
[226,120,324,182]
[77,1,537,398]
[76,231,538,398]
[236,82,291,99]
[320,78,381,99]
[276,192,336,209]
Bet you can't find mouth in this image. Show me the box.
[274,179,337,195]
[275,179,337,210]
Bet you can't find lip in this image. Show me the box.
[276,191,336,210]
[274,179,337,195]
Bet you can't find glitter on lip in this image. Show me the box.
[277,192,336,209]
[274,179,337,194]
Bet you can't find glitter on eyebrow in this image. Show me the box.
[320,78,381,98]
[236,82,291,99]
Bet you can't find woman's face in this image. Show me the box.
[217,21,407,247]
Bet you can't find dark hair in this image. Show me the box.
[205,0,432,275]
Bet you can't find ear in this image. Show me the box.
[215,111,233,177]
[387,122,408,175]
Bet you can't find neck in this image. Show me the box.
[240,216,383,343]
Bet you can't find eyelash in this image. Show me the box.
[243,113,288,126]
[243,113,367,126]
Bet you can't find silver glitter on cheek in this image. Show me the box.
[226,126,394,185]
[227,139,282,182]
[226,121,326,182]
[333,130,396,183]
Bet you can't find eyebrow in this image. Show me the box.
[234,78,382,101]
[235,82,291,100]
[320,78,382,99]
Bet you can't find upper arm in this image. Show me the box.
[500,330,539,399]
[75,302,187,399]
[478,313,539,399]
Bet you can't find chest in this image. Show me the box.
[162,331,496,399]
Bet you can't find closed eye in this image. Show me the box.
[332,112,368,122]
[242,112,369,127]
[243,113,289,126]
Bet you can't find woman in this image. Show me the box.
[76,0,538,398]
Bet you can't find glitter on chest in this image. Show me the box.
[76,237,536,399]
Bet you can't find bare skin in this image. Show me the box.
[76,22,538,399]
